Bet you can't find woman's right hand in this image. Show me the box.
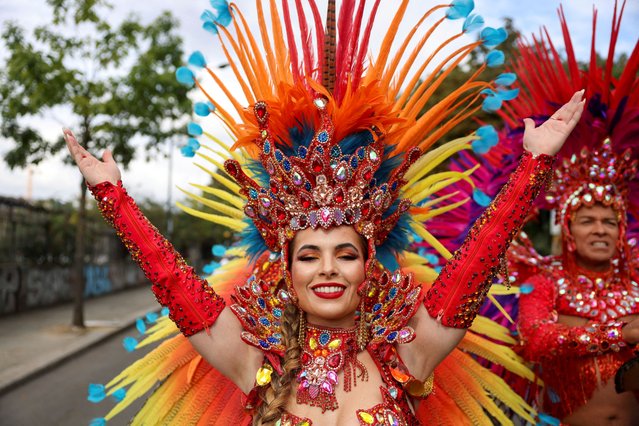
[64,128,121,186]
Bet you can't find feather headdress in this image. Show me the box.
[176,0,517,268]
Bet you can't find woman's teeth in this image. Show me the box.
[314,286,344,293]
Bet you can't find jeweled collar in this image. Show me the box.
[297,323,368,412]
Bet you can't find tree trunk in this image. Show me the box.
[71,177,87,328]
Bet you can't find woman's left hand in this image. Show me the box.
[522,89,586,157]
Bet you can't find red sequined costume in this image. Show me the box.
[517,256,639,419]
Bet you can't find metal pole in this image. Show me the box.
[166,138,174,240]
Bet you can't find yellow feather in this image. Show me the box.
[200,135,236,158]
[469,316,517,345]
[485,293,516,324]
[404,136,474,182]
[410,223,452,260]
[458,332,536,382]
[412,198,471,221]
[404,171,473,200]
[176,202,247,231]
[419,190,461,208]
[178,186,244,219]
[189,184,244,209]
[488,284,521,296]
[408,173,474,203]
[193,163,241,194]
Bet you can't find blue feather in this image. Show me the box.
[374,147,402,184]
[246,160,270,186]
[241,220,269,261]
[376,212,413,269]
[87,384,106,403]
[338,131,374,155]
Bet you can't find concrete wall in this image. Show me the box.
[0,262,146,315]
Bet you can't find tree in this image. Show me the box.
[0,0,191,327]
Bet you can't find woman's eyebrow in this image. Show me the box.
[296,244,320,253]
[335,243,359,252]
[296,243,359,253]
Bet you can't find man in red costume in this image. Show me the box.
[517,140,639,425]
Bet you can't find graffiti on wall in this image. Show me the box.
[0,265,20,315]
[0,262,144,315]
[84,264,112,297]
[24,267,71,308]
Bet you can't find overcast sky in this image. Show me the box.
[1,0,637,204]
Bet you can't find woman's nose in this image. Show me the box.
[319,257,338,277]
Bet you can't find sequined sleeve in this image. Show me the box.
[518,274,627,361]
[89,180,225,337]
[424,151,554,328]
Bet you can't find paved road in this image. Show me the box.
[0,324,156,426]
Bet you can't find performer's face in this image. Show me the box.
[569,203,619,270]
[290,226,366,327]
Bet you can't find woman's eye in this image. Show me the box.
[298,256,317,262]
[339,254,358,260]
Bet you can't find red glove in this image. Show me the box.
[89,180,225,336]
[424,151,554,328]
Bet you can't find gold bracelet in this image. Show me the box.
[405,372,434,398]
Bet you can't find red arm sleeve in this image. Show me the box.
[89,180,225,337]
[518,274,627,362]
[424,151,554,328]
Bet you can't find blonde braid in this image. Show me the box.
[253,303,302,425]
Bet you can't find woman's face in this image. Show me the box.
[290,226,366,327]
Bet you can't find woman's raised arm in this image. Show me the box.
[400,90,586,381]
[64,129,263,393]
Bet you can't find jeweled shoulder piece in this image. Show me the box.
[365,268,422,346]
[230,257,287,355]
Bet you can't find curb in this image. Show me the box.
[0,306,159,396]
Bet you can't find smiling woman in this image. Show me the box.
[290,227,366,327]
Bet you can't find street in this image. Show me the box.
[0,324,158,426]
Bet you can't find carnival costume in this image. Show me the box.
[417,2,639,421]
[86,1,555,424]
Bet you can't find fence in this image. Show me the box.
[0,196,146,315]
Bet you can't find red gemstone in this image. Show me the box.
[298,216,308,227]
[301,197,311,209]
[327,353,342,368]
[301,352,311,365]
[255,104,267,121]
[270,182,279,194]
[312,159,323,173]
[344,209,354,222]
[361,202,370,216]
[276,209,287,222]
[363,168,372,180]
[238,287,251,299]
[334,188,344,204]
[225,161,238,176]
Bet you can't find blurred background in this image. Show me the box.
[0,1,637,424]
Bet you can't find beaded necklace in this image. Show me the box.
[554,260,639,321]
[296,324,368,412]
